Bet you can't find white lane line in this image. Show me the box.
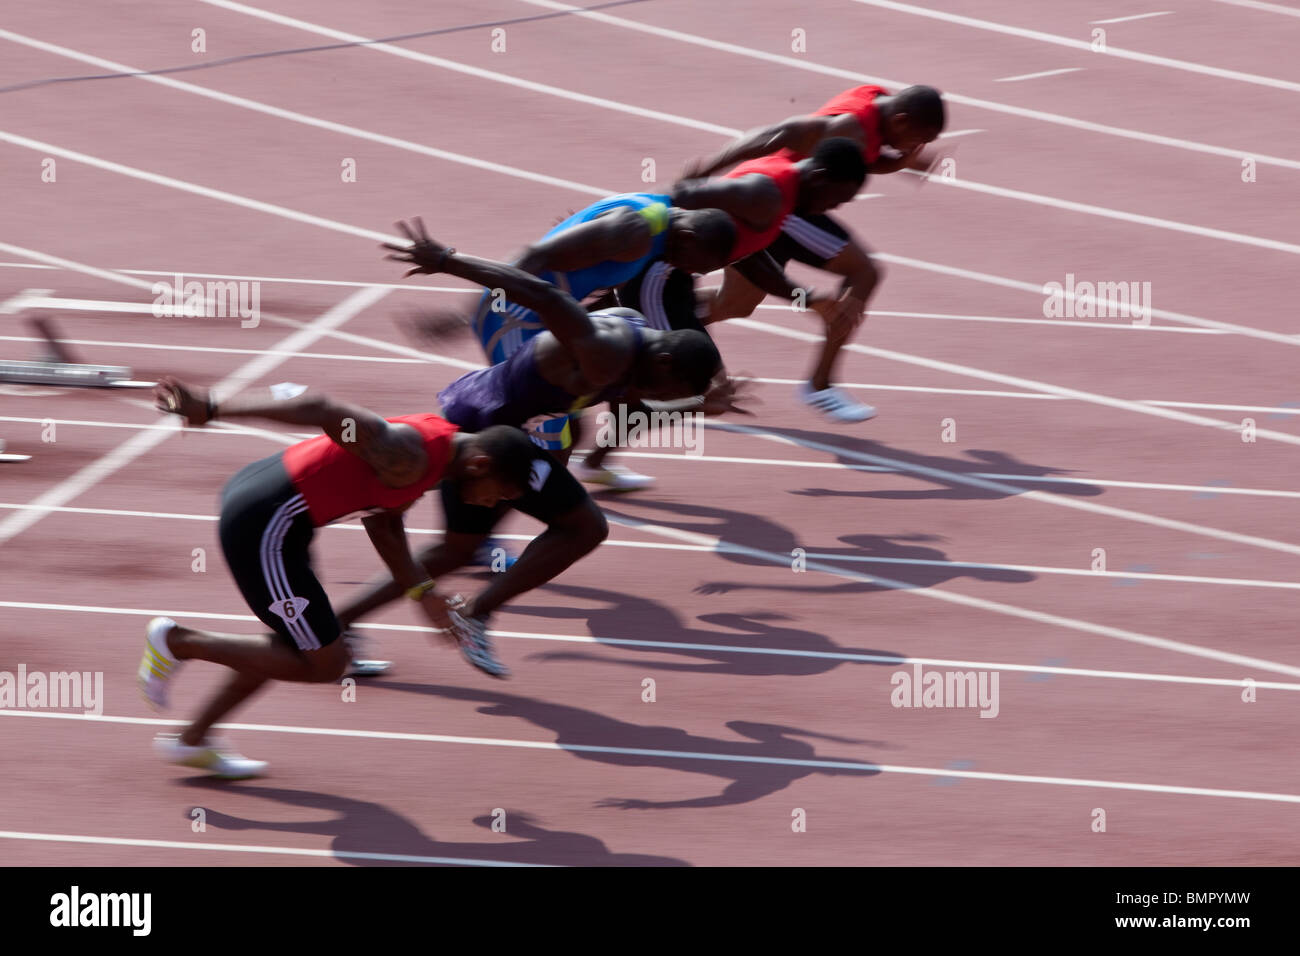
[0,132,398,243]
[0,336,430,365]
[601,510,1300,677]
[3,123,1296,349]
[10,21,1291,263]
[730,317,1300,447]
[1091,11,1175,24]
[908,173,1300,257]
[0,274,1222,335]
[10,596,1300,689]
[939,128,986,138]
[848,0,1300,93]
[4,500,1297,589]
[5,709,1300,805]
[513,0,1300,169]
[1212,0,1300,16]
[0,285,388,544]
[0,243,482,375]
[0,830,549,867]
[708,419,1300,558]
[758,305,1224,334]
[62,11,1289,255]
[996,67,1086,82]
[8,411,1300,499]
[871,249,1300,344]
[0,29,607,199]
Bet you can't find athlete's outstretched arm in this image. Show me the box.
[361,509,455,633]
[154,378,427,487]
[385,218,619,386]
[335,500,607,628]
[684,115,833,179]
[466,498,608,620]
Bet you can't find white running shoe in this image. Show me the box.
[153,733,268,779]
[343,631,392,677]
[138,616,183,710]
[798,383,878,423]
[575,462,656,491]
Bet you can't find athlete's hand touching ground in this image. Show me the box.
[383,218,455,277]
[701,375,754,416]
[417,590,457,642]
[154,376,214,426]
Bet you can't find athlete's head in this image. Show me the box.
[633,328,722,400]
[798,137,869,215]
[879,85,945,152]
[664,208,738,275]
[454,425,538,507]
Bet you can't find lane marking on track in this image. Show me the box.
[1212,0,1300,17]
[0,285,388,544]
[996,68,1085,82]
[729,317,1300,446]
[7,24,1300,259]
[848,0,1300,93]
[0,830,549,867]
[4,709,1300,805]
[2,124,1296,348]
[1091,12,1175,24]
[5,598,1300,689]
[204,0,1300,170]
[3,500,1299,589]
[511,0,1300,169]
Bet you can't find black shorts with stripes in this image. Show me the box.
[218,453,342,651]
[615,258,705,333]
[766,212,851,269]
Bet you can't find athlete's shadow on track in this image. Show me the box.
[599,497,1036,595]
[363,682,883,810]
[509,582,904,676]
[179,779,687,866]
[740,425,1104,501]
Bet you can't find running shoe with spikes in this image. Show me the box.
[138,616,184,710]
[153,733,268,779]
[574,462,656,491]
[798,382,877,424]
[447,596,509,678]
[343,631,392,677]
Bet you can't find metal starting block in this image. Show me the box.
[0,359,134,387]
[0,301,145,388]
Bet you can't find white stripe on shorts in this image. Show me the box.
[260,494,318,650]
[782,215,848,260]
[640,262,673,331]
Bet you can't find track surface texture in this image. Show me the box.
[2,0,1298,867]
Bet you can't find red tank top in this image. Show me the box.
[809,85,888,163]
[282,413,458,526]
[724,154,802,261]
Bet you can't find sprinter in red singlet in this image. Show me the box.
[137,381,550,776]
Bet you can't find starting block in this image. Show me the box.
[0,292,146,388]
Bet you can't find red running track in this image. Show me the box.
[1,0,1299,866]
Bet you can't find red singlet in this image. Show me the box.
[723,153,803,261]
[807,84,889,163]
[281,413,458,526]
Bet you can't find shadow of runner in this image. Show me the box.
[180,779,688,866]
[694,531,1036,597]
[600,498,1036,594]
[733,424,1104,500]
[362,683,883,811]
[508,582,904,676]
